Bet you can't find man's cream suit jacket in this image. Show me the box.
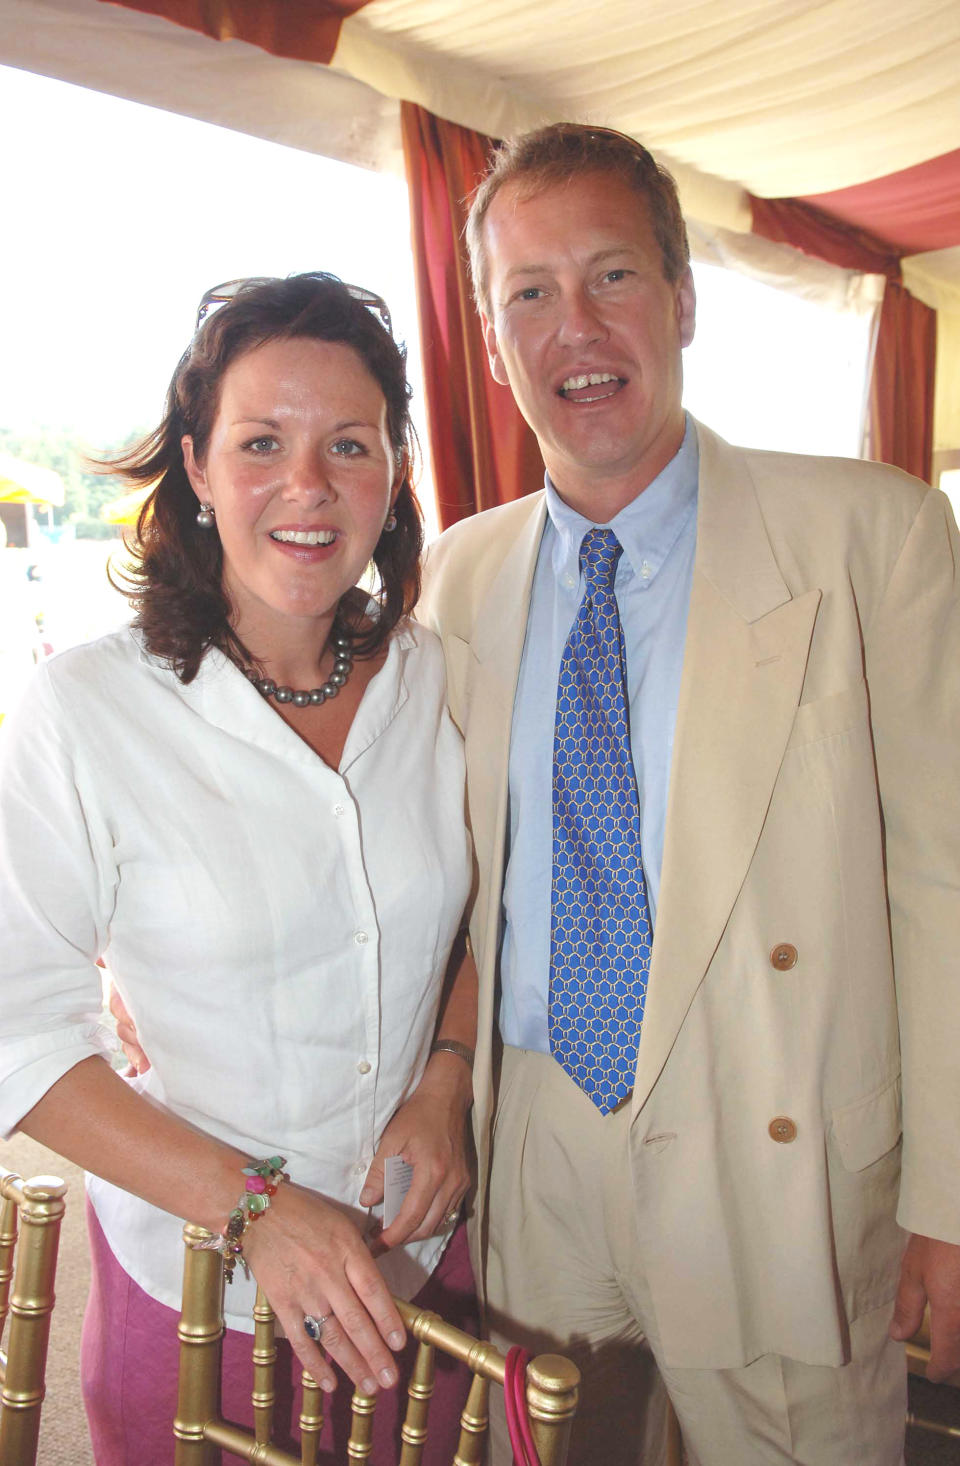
[419,421,960,1370]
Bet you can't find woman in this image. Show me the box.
[0,274,476,1462]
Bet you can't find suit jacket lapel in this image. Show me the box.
[464,496,547,916]
[459,496,546,1212]
[632,425,821,1115]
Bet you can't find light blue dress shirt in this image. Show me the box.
[499,418,699,1051]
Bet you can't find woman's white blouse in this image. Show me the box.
[0,621,471,1329]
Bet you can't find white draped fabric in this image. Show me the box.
[2,0,958,454]
[334,0,960,199]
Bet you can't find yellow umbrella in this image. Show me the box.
[0,452,65,507]
[100,484,153,527]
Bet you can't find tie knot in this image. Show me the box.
[580,527,622,594]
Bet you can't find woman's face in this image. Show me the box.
[183,336,399,644]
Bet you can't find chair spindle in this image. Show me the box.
[398,1334,435,1464]
[176,1221,580,1464]
[0,1172,67,1466]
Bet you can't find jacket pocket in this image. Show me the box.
[785,677,870,752]
[831,1074,902,1172]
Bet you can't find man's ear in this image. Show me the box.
[676,267,696,350]
[181,436,207,501]
[480,311,511,388]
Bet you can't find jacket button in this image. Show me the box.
[770,942,798,971]
[769,1116,798,1143]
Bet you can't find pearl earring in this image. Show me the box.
[196,503,215,528]
[383,512,398,533]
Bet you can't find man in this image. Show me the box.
[418,124,960,1465]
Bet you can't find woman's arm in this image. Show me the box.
[20,1056,405,1395]
[360,931,478,1246]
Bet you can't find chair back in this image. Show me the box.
[175,1219,580,1465]
[905,1304,960,1442]
[0,1169,67,1466]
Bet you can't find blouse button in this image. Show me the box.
[354,931,368,946]
[770,943,798,971]
[333,803,345,817]
[357,1060,372,1075]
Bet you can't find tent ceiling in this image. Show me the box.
[801,149,960,258]
[0,0,406,175]
[3,0,959,302]
[334,0,960,198]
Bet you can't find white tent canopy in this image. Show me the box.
[6,0,957,229]
[3,0,958,451]
[336,0,960,199]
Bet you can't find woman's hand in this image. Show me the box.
[241,1181,406,1396]
[20,1058,404,1399]
[359,1052,472,1248]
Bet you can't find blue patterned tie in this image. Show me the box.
[549,527,652,1113]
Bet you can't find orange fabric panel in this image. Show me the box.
[802,149,960,259]
[750,196,899,278]
[869,280,936,484]
[751,195,935,484]
[97,0,374,65]
[400,103,543,527]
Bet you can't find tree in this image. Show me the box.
[0,426,150,539]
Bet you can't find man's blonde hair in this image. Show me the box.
[466,123,690,316]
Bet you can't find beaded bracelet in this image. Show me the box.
[191,1155,290,1283]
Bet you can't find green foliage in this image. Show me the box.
[0,425,149,539]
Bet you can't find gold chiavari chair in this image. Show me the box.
[176,1219,580,1465]
[905,1304,960,1443]
[0,1169,67,1466]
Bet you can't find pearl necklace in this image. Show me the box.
[245,631,354,708]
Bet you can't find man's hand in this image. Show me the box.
[107,983,151,1076]
[890,1233,960,1380]
[359,1057,472,1248]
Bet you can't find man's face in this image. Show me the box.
[480,171,695,518]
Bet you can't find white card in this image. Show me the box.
[383,1155,414,1227]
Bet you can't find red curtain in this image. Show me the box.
[96,0,373,65]
[751,196,935,482]
[400,103,543,527]
[869,279,937,481]
[801,148,960,258]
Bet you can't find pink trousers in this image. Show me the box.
[82,1201,477,1465]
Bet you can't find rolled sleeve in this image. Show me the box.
[0,1025,119,1137]
[0,664,118,1134]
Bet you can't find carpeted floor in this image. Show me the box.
[2,1132,958,1465]
[2,1133,92,1466]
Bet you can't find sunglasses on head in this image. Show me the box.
[194,272,393,336]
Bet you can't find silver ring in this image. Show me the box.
[443,1209,459,1227]
[303,1312,332,1343]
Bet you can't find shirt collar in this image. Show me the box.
[546,414,699,589]
[134,619,416,771]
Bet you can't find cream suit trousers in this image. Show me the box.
[485,1047,907,1466]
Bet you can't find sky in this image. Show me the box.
[0,63,423,446]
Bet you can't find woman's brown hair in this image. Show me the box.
[110,273,422,682]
